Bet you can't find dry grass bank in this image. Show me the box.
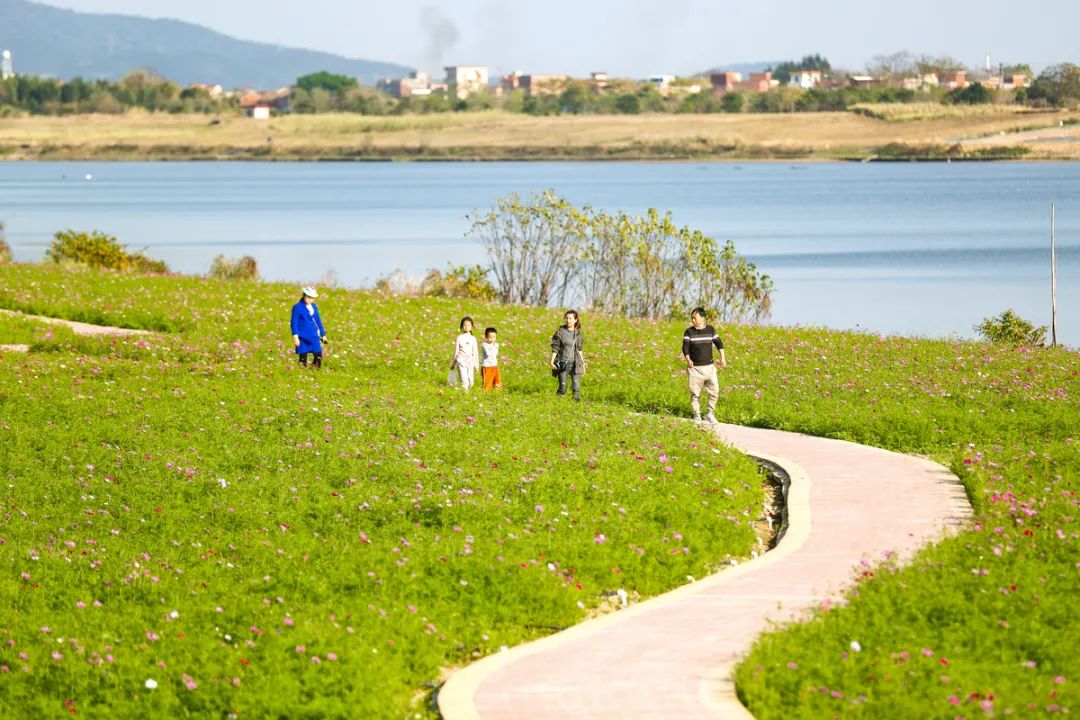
[1,108,1077,160]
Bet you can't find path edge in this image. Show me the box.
[0,308,152,337]
[436,448,813,720]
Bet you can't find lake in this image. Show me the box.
[1,161,1077,344]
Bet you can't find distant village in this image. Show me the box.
[0,47,1044,119]
[232,60,1033,118]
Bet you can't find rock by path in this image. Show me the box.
[438,423,972,720]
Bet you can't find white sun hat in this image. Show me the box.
[302,286,319,299]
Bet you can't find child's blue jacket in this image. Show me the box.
[290,301,326,354]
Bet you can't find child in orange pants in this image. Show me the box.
[481,327,502,390]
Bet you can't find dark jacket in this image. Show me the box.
[551,325,585,375]
[291,301,326,355]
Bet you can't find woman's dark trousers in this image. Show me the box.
[557,365,581,401]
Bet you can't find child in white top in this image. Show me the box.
[450,316,480,391]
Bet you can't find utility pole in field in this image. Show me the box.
[1051,203,1058,348]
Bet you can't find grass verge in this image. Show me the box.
[0,262,1076,718]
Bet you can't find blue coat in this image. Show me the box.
[291,301,326,354]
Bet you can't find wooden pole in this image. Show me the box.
[1051,202,1058,348]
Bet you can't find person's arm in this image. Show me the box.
[450,338,458,370]
[315,306,327,341]
[550,331,561,369]
[472,337,480,370]
[682,330,693,368]
[290,305,301,347]
[714,334,726,367]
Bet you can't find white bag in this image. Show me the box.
[447,369,459,387]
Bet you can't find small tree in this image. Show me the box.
[1027,64,1080,107]
[948,83,993,105]
[975,309,1047,346]
[721,92,745,113]
[614,93,641,114]
[295,72,359,94]
[466,191,586,306]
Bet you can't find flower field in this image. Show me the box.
[0,262,1077,718]
[0,265,764,718]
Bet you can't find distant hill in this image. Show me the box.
[0,0,413,88]
[700,61,782,77]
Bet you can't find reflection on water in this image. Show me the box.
[1,161,1076,343]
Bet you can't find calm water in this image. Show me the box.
[1,161,1077,344]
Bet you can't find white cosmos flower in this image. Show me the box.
[145,679,158,690]
[850,640,862,653]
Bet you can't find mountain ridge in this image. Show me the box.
[0,0,413,88]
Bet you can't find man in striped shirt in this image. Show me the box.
[682,307,727,424]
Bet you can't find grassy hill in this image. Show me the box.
[0,261,1076,717]
[0,0,411,87]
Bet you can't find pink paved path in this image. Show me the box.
[439,423,972,720]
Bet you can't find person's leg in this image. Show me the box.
[493,366,502,389]
[312,352,322,369]
[557,369,569,396]
[704,365,719,419]
[688,367,704,417]
[298,352,308,367]
[463,366,475,391]
[571,371,581,401]
[482,367,494,390]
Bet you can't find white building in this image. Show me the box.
[445,65,489,100]
[788,70,823,89]
[1,50,13,80]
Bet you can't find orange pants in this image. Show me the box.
[481,366,502,390]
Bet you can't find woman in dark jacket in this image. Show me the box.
[290,286,328,368]
[550,309,585,401]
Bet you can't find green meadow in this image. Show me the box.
[0,263,1077,718]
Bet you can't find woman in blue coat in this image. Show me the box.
[291,286,328,368]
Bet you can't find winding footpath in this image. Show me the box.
[439,423,972,720]
[0,309,150,353]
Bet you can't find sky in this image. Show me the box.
[41,0,1077,77]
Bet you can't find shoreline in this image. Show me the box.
[0,147,1048,162]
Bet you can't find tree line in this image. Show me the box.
[465,191,772,324]
[4,63,1080,117]
[0,70,235,115]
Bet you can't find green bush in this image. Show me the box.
[419,263,497,300]
[209,254,260,281]
[974,308,1047,346]
[46,229,169,273]
[0,221,10,263]
[947,82,994,105]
